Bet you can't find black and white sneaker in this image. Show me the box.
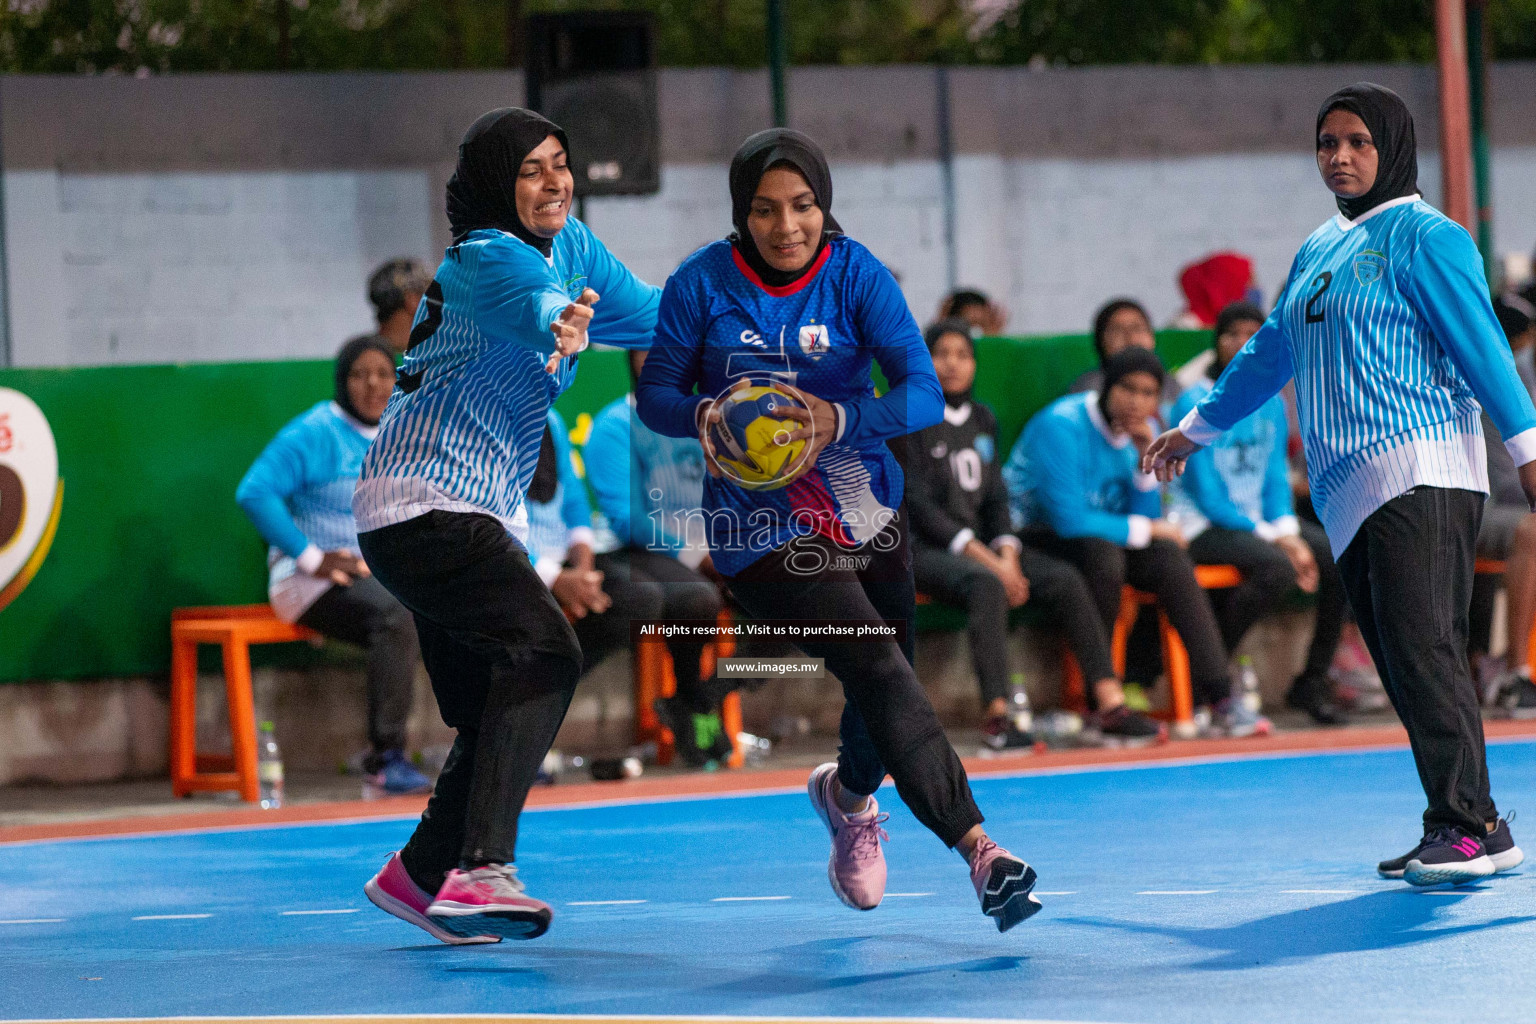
[981,714,1035,752]
[1402,827,1495,886]
[1509,678,1536,720]
[1377,834,1430,879]
[1485,814,1525,873]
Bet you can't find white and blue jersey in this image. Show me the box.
[523,409,598,586]
[635,235,944,576]
[1183,196,1536,556]
[236,400,376,621]
[584,393,709,563]
[1004,392,1163,549]
[354,220,659,542]
[1168,380,1298,542]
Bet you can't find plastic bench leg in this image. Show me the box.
[722,692,745,769]
[1061,647,1087,714]
[222,637,260,803]
[169,633,198,798]
[1158,612,1195,727]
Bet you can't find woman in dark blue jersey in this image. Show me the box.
[637,129,1038,932]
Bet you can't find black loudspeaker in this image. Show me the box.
[525,12,660,198]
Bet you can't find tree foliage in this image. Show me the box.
[1,0,1532,74]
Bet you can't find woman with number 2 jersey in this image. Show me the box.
[637,128,1039,932]
[1146,83,1536,887]
[353,109,659,943]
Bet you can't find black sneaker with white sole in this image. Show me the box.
[1401,826,1495,886]
[1484,814,1525,873]
[1377,834,1430,879]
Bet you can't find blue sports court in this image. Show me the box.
[5,741,1536,1024]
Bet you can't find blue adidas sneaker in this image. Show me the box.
[368,749,433,796]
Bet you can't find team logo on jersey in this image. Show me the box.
[798,323,831,358]
[1353,250,1387,286]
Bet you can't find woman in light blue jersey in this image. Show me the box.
[1147,83,1536,887]
[236,335,427,796]
[355,109,659,944]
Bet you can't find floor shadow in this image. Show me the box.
[1060,888,1536,970]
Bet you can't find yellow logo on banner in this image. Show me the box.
[0,387,63,613]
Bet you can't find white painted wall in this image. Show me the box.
[6,169,433,367]
[6,149,1535,367]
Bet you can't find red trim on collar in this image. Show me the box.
[730,242,831,297]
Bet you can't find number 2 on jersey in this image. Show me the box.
[1304,271,1332,325]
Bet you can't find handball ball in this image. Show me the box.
[708,381,813,491]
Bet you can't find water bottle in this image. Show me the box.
[1008,672,1034,735]
[257,721,284,810]
[735,731,773,765]
[1238,656,1262,714]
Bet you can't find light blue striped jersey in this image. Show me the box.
[354,220,659,541]
[1168,378,1296,541]
[523,409,597,583]
[1003,392,1163,548]
[584,393,708,558]
[235,400,376,620]
[1183,196,1536,556]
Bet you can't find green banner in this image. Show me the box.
[0,331,1207,682]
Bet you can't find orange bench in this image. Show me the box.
[169,604,320,802]
[921,564,1243,730]
[634,608,745,769]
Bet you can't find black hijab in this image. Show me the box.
[446,108,571,256]
[728,128,843,288]
[1097,347,1165,427]
[1316,83,1419,221]
[334,333,395,427]
[923,317,977,407]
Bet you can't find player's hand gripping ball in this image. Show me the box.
[705,380,815,491]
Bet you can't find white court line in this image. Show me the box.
[711,896,791,902]
[1034,891,1078,896]
[1419,890,1485,895]
[0,918,65,924]
[281,909,359,916]
[131,913,212,920]
[1137,890,1216,895]
[1281,889,1360,894]
[568,900,648,906]
[882,892,933,897]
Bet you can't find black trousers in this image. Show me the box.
[1337,487,1496,836]
[913,544,1117,707]
[1188,519,1346,682]
[575,547,724,709]
[1024,532,1232,706]
[358,510,583,889]
[727,514,984,848]
[296,575,419,760]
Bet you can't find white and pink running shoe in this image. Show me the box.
[426,863,552,940]
[363,852,500,945]
[968,836,1042,933]
[807,762,889,910]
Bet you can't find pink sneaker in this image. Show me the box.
[807,762,889,910]
[426,863,552,940]
[968,836,1041,933]
[363,852,499,945]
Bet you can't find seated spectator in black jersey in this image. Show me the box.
[1070,298,1182,406]
[901,320,1162,748]
[367,257,433,355]
[937,288,1008,336]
